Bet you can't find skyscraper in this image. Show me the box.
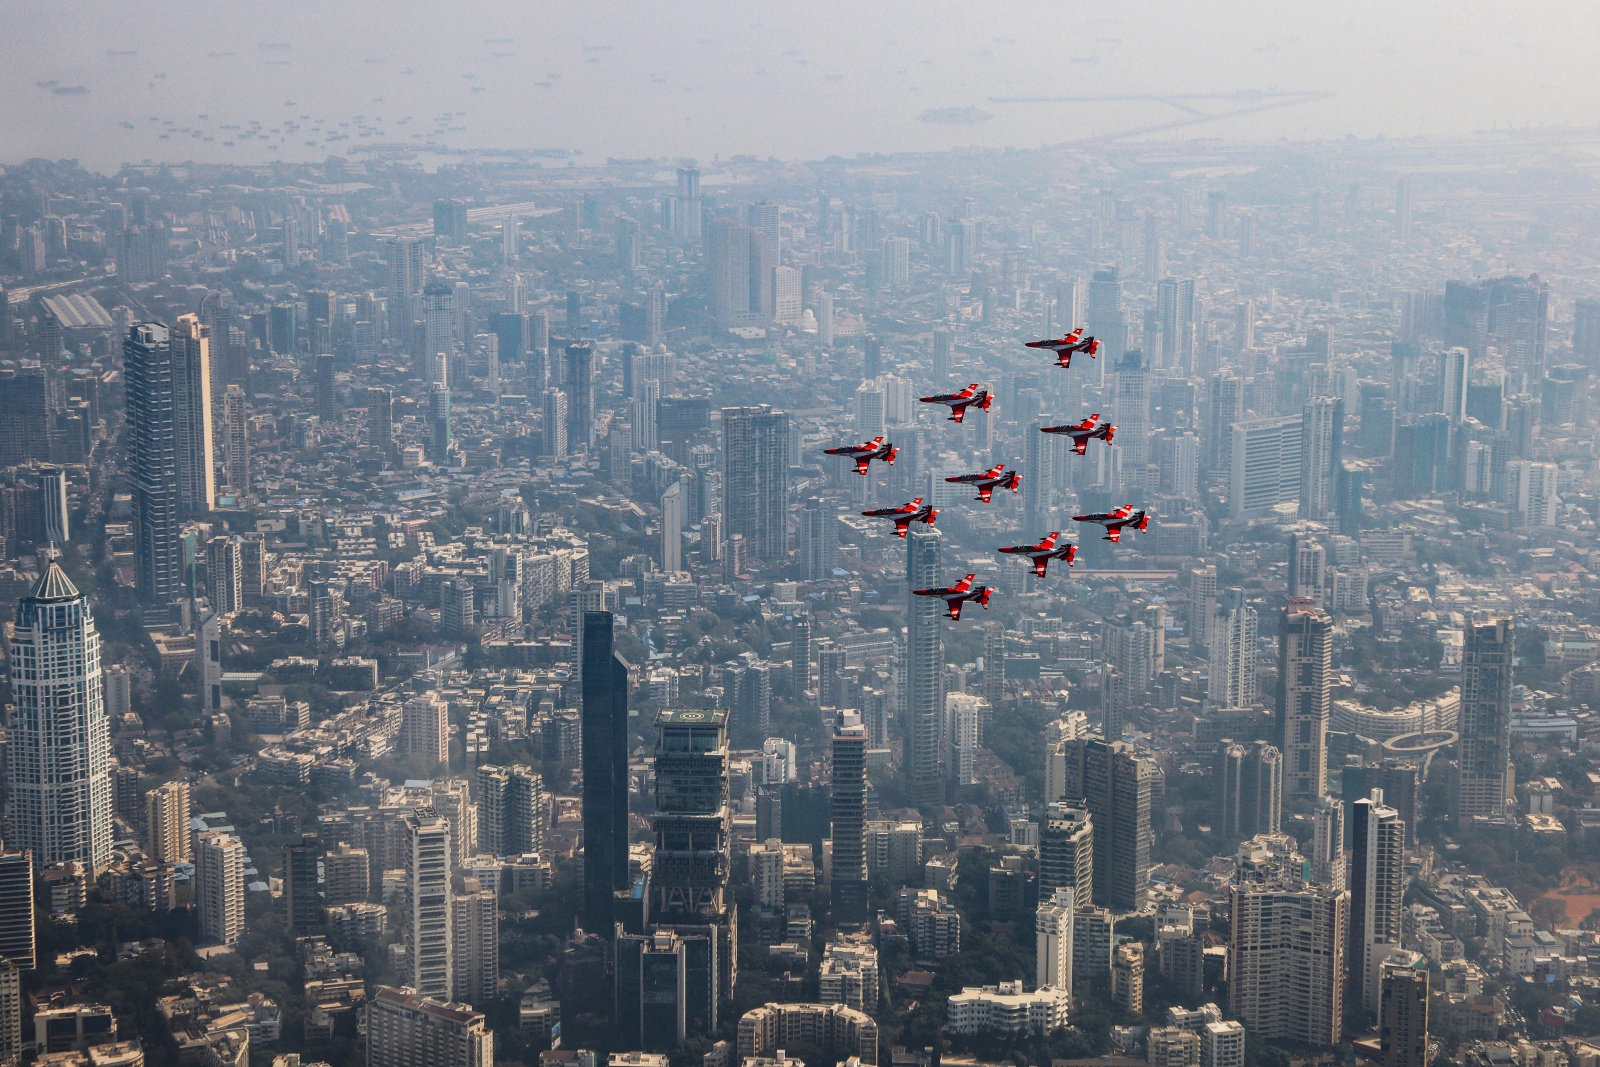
[933,327,954,381]
[386,237,425,340]
[1229,869,1346,1047]
[1087,267,1125,377]
[145,780,192,864]
[1440,347,1470,423]
[124,324,185,603]
[564,342,595,451]
[1214,740,1282,841]
[285,833,325,934]
[1278,599,1331,798]
[1207,588,1256,708]
[1349,794,1405,1015]
[798,498,839,581]
[476,764,544,857]
[1299,396,1343,520]
[542,388,569,459]
[636,706,736,1036]
[221,384,249,499]
[402,692,449,769]
[721,405,790,565]
[706,218,755,328]
[582,611,630,932]
[1155,278,1195,372]
[8,562,111,871]
[169,314,216,516]
[196,831,245,946]
[1457,617,1514,826]
[0,959,18,1066]
[1104,618,1157,740]
[1230,415,1305,519]
[1114,349,1150,483]
[205,536,242,615]
[1038,803,1093,906]
[1379,951,1429,1067]
[405,806,454,999]
[1311,793,1346,891]
[1036,887,1075,993]
[831,711,869,927]
[426,382,453,463]
[906,528,946,805]
[1058,739,1156,911]
[366,386,393,456]
[366,986,493,1067]
[0,852,37,971]
[453,877,499,1007]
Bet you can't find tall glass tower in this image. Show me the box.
[124,323,184,604]
[906,528,946,805]
[581,611,630,933]
[8,562,111,871]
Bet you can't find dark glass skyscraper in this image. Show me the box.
[1058,738,1156,911]
[581,611,630,933]
[830,712,869,927]
[124,323,185,604]
[565,342,595,451]
[284,833,324,933]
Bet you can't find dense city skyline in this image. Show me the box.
[3,19,1600,1065]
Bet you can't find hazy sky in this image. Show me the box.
[4,0,1600,171]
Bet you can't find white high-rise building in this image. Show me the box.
[195,832,245,946]
[749,839,785,913]
[1201,1020,1246,1067]
[1230,415,1304,519]
[1300,396,1342,520]
[367,986,493,1067]
[946,693,985,789]
[854,380,887,438]
[403,692,449,769]
[1229,872,1347,1047]
[542,388,569,460]
[1035,887,1075,994]
[1207,589,1257,708]
[1350,793,1406,1015]
[773,266,803,325]
[406,807,455,999]
[146,780,192,864]
[1507,460,1558,527]
[8,563,112,871]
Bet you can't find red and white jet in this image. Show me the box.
[919,383,993,423]
[1041,414,1116,455]
[824,436,898,475]
[862,496,938,538]
[945,463,1022,503]
[1072,504,1150,542]
[1025,327,1101,369]
[913,573,994,621]
[997,531,1078,577]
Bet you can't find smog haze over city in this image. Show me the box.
[7,4,1600,1067]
